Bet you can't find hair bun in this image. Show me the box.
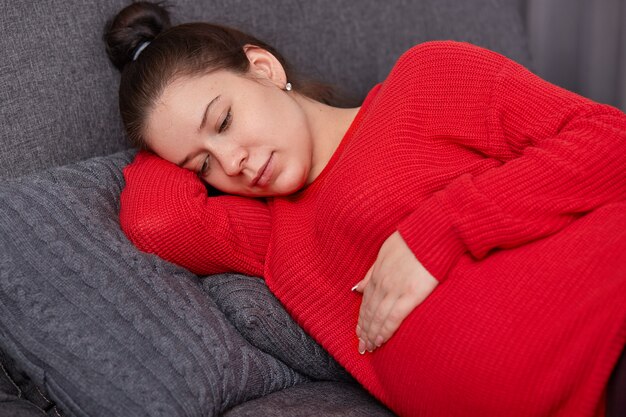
[104,1,172,71]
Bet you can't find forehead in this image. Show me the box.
[154,71,231,121]
[146,70,236,141]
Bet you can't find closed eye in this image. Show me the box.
[198,108,232,176]
[219,108,232,133]
[198,155,210,176]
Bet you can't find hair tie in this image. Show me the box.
[132,41,151,61]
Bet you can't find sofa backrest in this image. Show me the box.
[0,0,530,179]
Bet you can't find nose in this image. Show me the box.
[216,145,247,177]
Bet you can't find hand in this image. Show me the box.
[353,231,439,354]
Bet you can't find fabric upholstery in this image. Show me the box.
[222,381,396,417]
[0,347,64,417]
[0,0,530,179]
[0,150,385,417]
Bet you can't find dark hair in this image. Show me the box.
[103,1,357,150]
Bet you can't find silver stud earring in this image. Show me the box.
[284,82,292,91]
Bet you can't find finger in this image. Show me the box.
[357,275,376,342]
[358,275,388,350]
[353,264,374,293]
[356,291,369,343]
[376,294,422,347]
[365,292,401,349]
[355,264,375,341]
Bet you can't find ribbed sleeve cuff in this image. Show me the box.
[396,192,466,283]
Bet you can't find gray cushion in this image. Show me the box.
[0,150,362,417]
[0,0,530,179]
[202,274,354,383]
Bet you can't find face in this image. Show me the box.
[145,50,314,197]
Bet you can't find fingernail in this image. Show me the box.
[375,335,383,347]
[367,341,374,352]
[358,339,366,354]
[351,284,359,292]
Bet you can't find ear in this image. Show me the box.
[243,44,287,89]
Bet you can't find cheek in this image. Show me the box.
[252,88,307,136]
[278,154,310,191]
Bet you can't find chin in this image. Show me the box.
[261,175,306,197]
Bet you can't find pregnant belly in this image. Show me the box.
[364,203,626,417]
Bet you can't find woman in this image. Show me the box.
[105,2,626,416]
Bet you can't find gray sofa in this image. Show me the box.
[0,1,530,416]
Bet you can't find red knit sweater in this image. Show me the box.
[120,41,626,417]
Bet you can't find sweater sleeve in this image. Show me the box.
[119,151,270,277]
[397,44,626,283]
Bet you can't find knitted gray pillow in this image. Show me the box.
[201,274,353,383]
[0,150,351,417]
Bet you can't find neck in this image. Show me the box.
[293,93,360,185]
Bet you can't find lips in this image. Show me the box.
[251,153,273,187]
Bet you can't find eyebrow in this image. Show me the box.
[177,94,221,168]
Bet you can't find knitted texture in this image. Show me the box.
[200,274,355,384]
[120,41,626,417]
[120,156,270,277]
[2,150,362,417]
